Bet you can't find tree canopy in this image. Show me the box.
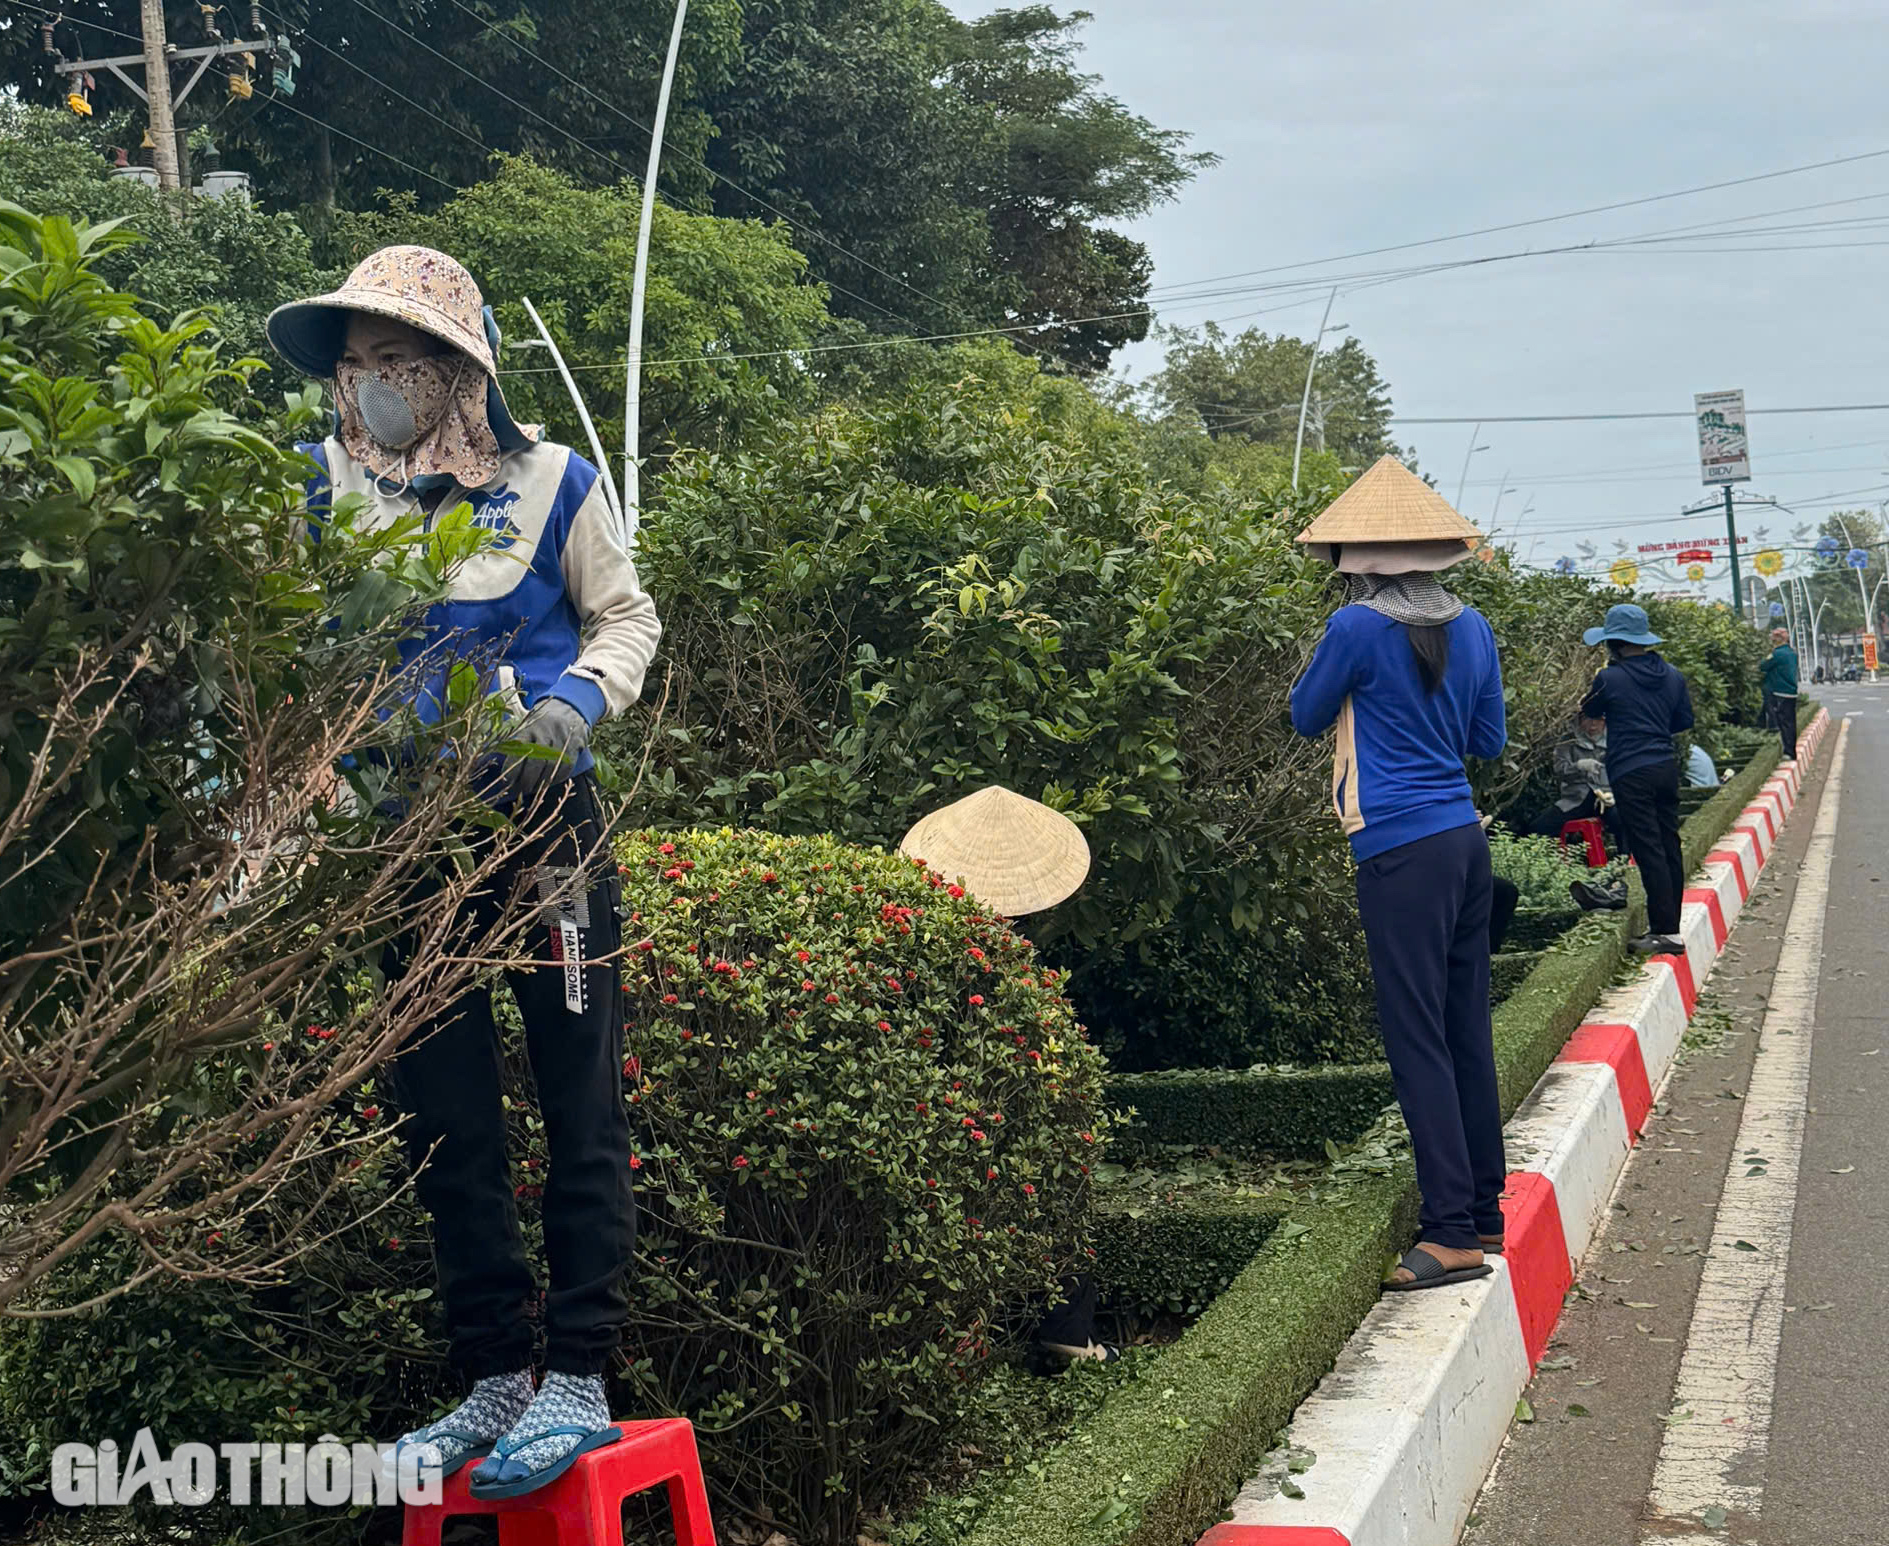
[6,0,1210,371]
[1148,320,1402,470]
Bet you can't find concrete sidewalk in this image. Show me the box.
[1467,692,1883,1545]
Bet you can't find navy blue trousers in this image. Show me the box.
[1354,822,1506,1250]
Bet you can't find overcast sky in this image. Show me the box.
[947,0,1889,605]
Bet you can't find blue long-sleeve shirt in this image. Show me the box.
[1290,604,1507,861]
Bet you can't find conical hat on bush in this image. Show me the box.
[898,787,1090,918]
[1295,455,1483,547]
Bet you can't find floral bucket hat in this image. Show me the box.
[267,245,539,485]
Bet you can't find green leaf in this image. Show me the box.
[51,454,96,500]
[1701,1504,1728,1530]
[1086,1497,1128,1526]
[1514,1397,1535,1424]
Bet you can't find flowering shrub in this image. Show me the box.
[615,826,1111,1542]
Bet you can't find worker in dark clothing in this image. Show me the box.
[1761,627,1799,760]
[1580,604,1694,957]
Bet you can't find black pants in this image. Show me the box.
[1355,823,1505,1251]
[386,773,633,1379]
[1772,695,1799,759]
[1035,1275,1098,1349]
[1525,790,1621,847]
[1611,760,1684,938]
[1489,874,1518,956]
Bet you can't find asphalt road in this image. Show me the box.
[1466,685,1888,1546]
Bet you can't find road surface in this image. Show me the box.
[1467,684,1887,1546]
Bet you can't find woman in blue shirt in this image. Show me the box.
[1291,458,1508,1292]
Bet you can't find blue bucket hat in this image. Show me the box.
[1583,603,1663,648]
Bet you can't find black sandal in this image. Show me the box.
[1382,1245,1493,1293]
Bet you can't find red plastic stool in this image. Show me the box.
[1558,817,1608,868]
[402,1419,716,1546]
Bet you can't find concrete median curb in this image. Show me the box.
[1199,712,1831,1546]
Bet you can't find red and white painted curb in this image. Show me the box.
[1200,713,1831,1546]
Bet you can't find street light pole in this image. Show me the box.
[622,0,690,547]
[1489,477,1518,528]
[1291,286,1341,491]
[1454,424,1488,510]
[1827,512,1878,678]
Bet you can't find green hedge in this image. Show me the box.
[1106,1063,1394,1157]
[948,730,1790,1546]
[1491,949,1542,1006]
[1505,906,1582,950]
[1093,1188,1289,1317]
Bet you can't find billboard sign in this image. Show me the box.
[1695,390,1751,485]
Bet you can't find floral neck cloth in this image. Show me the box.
[335,352,502,491]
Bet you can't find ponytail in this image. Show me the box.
[1407,624,1450,693]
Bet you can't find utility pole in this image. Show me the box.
[139,0,181,190]
[47,8,285,194]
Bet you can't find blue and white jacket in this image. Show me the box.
[300,438,662,777]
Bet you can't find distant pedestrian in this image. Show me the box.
[1762,627,1800,760]
[1291,457,1507,1293]
[1580,604,1694,956]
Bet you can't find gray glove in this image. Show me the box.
[504,696,590,801]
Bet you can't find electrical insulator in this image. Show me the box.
[250,2,264,36]
[200,4,221,40]
[40,18,56,54]
[227,70,253,100]
[66,91,93,117]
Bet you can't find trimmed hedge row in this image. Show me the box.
[1491,949,1543,1005]
[953,729,1795,1546]
[1093,1188,1290,1317]
[1105,947,1547,1160]
[1105,1063,1394,1157]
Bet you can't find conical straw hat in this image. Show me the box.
[898,786,1091,917]
[1295,454,1483,546]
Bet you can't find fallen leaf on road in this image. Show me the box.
[1515,1398,1535,1424]
[1702,1504,1729,1530]
[1830,1165,1855,1174]
[1567,1404,1590,1417]
[1624,1301,1658,1309]
[1732,1240,1759,1252]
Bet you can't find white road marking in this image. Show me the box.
[1641,719,1849,1544]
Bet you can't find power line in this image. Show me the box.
[330,0,910,326]
[1396,404,1889,425]
[496,289,1339,377]
[13,0,145,47]
[1139,143,1889,301]
[257,92,459,192]
[267,16,491,155]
